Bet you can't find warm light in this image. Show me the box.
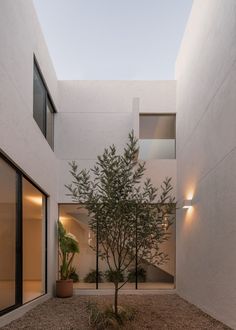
[59,216,70,223]
[26,196,42,205]
[182,199,192,209]
[162,215,169,230]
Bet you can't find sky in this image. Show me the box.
[33,0,193,80]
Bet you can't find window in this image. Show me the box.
[33,59,55,149]
[22,178,46,303]
[139,114,176,160]
[0,154,47,316]
[58,204,175,290]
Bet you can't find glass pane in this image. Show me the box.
[33,65,46,135]
[99,259,135,290]
[98,213,135,290]
[139,139,175,160]
[138,223,175,290]
[139,114,176,139]
[46,98,54,149]
[59,205,96,290]
[22,179,46,303]
[0,158,16,311]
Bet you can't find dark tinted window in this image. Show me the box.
[33,60,55,150]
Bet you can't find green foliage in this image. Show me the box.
[68,266,79,282]
[84,270,103,283]
[66,131,176,314]
[127,267,146,283]
[104,270,124,283]
[58,220,79,280]
[87,302,135,330]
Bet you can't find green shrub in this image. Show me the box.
[84,270,103,283]
[127,267,146,283]
[104,270,124,282]
[68,266,79,282]
[87,301,135,330]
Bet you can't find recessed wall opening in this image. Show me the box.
[139,114,176,160]
[59,204,176,290]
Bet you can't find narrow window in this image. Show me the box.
[139,114,176,160]
[33,59,55,149]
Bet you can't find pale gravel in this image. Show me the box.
[1,294,231,330]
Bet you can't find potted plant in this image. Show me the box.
[56,220,79,297]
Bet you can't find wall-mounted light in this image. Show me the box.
[182,199,192,209]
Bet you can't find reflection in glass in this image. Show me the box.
[59,205,96,289]
[137,222,175,290]
[59,204,175,291]
[139,139,175,160]
[33,65,46,135]
[98,261,135,290]
[0,159,16,311]
[23,179,46,303]
[46,98,54,149]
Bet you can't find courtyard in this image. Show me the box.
[1,295,230,330]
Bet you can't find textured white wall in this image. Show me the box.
[56,80,176,202]
[0,1,59,323]
[56,80,176,277]
[0,0,177,324]
[176,0,236,328]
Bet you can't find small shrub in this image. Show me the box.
[87,302,135,330]
[84,270,103,283]
[127,267,146,283]
[68,266,79,282]
[104,270,124,282]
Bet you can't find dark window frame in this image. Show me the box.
[0,151,48,316]
[33,56,56,150]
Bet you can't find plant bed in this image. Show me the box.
[1,295,231,330]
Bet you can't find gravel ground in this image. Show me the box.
[1,294,231,330]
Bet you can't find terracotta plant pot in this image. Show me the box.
[56,279,73,298]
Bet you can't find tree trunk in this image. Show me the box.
[114,282,119,316]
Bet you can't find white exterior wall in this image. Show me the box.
[0,1,58,325]
[0,0,177,325]
[175,0,236,328]
[56,80,177,277]
[56,80,176,202]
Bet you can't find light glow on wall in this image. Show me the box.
[59,216,71,224]
[26,196,42,205]
[182,199,192,209]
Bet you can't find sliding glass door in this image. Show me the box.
[22,178,46,303]
[0,158,17,311]
[0,155,47,315]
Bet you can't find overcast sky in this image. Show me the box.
[33,0,193,80]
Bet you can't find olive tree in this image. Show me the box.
[65,131,176,315]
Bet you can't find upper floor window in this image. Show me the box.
[139,114,176,160]
[33,59,55,149]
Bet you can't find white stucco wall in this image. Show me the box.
[56,80,177,277]
[0,0,58,325]
[175,0,236,328]
[56,80,176,202]
[0,0,177,325]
